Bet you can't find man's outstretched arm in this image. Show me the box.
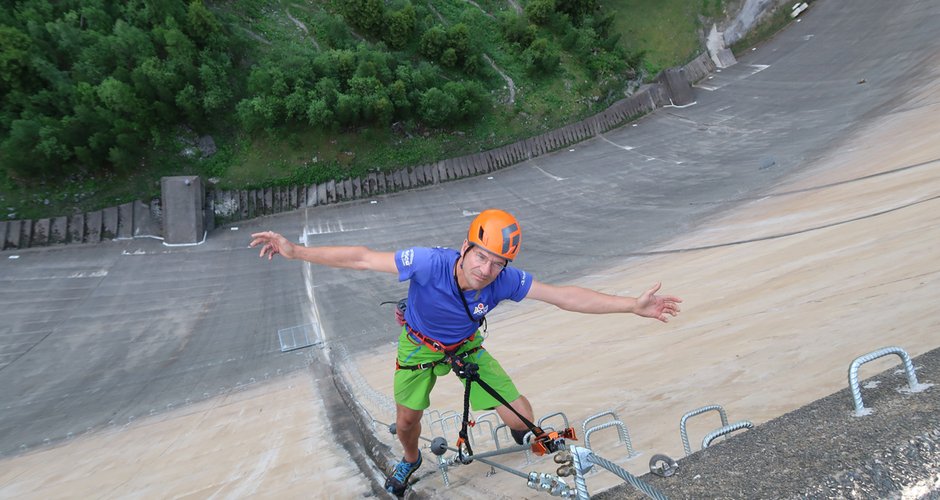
[526,281,681,323]
[249,231,397,273]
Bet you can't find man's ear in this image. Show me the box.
[460,239,470,254]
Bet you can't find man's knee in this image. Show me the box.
[396,405,423,430]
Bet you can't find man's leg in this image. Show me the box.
[496,394,535,443]
[395,403,423,462]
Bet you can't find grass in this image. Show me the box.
[600,0,721,76]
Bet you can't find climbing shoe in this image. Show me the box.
[385,453,422,497]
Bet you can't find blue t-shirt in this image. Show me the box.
[395,247,532,344]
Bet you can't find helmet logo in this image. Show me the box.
[501,223,520,255]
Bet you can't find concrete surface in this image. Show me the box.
[1,0,938,498]
[594,347,940,499]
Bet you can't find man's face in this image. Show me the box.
[459,241,508,290]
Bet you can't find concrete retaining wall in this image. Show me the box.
[2,55,710,251]
[1,200,162,251]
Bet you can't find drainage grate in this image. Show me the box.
[277,323,322,352]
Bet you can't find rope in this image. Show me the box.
[589,453,669,500]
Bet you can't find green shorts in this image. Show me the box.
[394,327,520,411]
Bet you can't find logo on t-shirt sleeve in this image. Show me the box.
[400,249,414,266]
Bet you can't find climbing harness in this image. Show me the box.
[447,352,577,462]
[393,322,575,464]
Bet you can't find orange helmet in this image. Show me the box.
[467,209,522,261]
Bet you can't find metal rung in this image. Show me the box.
[680,404,729,456]
[701,420,753,448]
[848,346,929,416]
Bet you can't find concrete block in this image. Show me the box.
[409,168,418,187]
[533,136,545,156]
[393,170,403,190]
[245,190,255,218]
[50,217,68,245]
[385,172,395,192]
[306,185,317,206]
[237,190,248,218]
[327,179,337,203]
[262,188,273,214]
[5,220,23,249]
[342,179,353,200]
[296,185,306,207]
[659,67,693,106]
[68,214,84,243]
[0,220,8,250]
[317,183,328,205]
[133,200,159,237]
[433,162,445,182]
[85,211,102,243]
[101,206,118,240]
[352,178,362,198]
[374,172,385,193]
[363,173,374,195]
[31,219,49,246]
[117,203,134,239]
[487,150,499,169]
[272,187,282,212]
[289,186,298,209]
[415,165,426,185]
[20,219,33,247]
[160,176,204,245]
[333,179,344,201]
[459,156,471,177]
[360,174,371,195]
[491,149,502,168]
[254,188,264,215]
[466,155,480,176]
[399,169,411,189]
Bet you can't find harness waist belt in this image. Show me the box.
[405,324,475,353]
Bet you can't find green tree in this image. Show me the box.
[185,0,224,49]
[498,13,537,52]
[419,87,457,127]
[525,0,555,26]
[419,25,448,61]
[342,0,385,35]
[556,0,599,24]
[0,26,35,95]
[385,4,416,50]
[523,37,560,74]
[306,99,334,128]
[335,93,362,125]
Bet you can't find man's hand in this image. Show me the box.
[249,231,295,260]
[634,282,682,323]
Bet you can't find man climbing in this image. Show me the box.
[250,209,681,496]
